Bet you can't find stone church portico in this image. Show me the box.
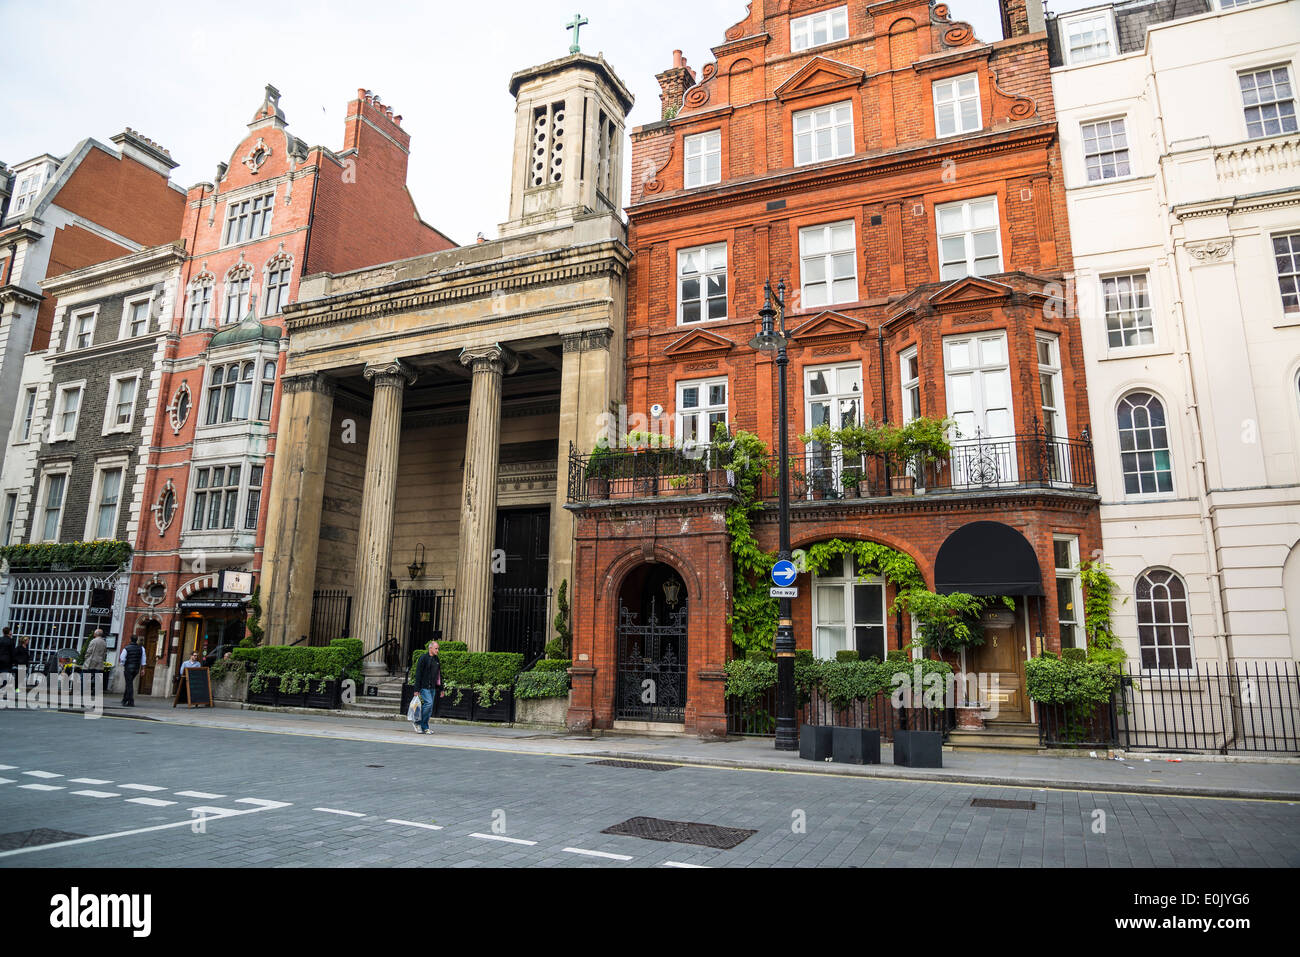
[260,52,633,668]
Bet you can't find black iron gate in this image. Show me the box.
[387,588,455,674]
[490,586,550,663]
[616,599,687,723]
[309,589,351,647]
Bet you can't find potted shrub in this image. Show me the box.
[660,473,697,495]
[246,671,278,706]
[585,442,615,500]
[841,467,862,498]
[894,417,954,494]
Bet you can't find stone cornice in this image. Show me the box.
[1171,186,1300,220]
[0,283,43,307]
[282,371,336,396]
[562,328,614,353]
[628,124,1057,223]
[284,240,632,333]
[40,242,186,296]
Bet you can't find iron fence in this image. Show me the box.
[386,588,456,675]
[491,587,551,666]
[308,589,351,647]
[726,687,954,741]
[567,443,732,503]
[1037,697,1120,749]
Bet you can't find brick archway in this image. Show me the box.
[790,527,934,585]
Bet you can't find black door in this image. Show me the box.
[490,507,550,658]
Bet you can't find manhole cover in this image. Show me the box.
[587,759,681,772]
[971,798,1037,811]
[602,817,756,849]
[0,829,86,851]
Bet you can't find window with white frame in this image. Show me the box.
[805,363,863,492]
[1136,568,1193,670]
[37,471,68,542]
[205,360,256,425]
[191,464,242,531]
[1102,272,1155,347]
[799,221,857,307]
[256,360,277,421]
[1037,335,1067,439]
[1218,0,1267,6]
[68,308,97,351]
[104,373,140,434]
[10,169,44,215]
[2,493,16,546]
[223,192,274,245]
[1081,117,1130,181]
[900,348,921,424]
[1061,11,1114,65]
[15,387,37,442]
[121,294,151,339]
[264,262,291,315]
[933,73,981,137]
[676,377,728,449]
[1117,391,1173,495]
[937,197,1001,280]
[1054,536,1084,649]
[793,101,854,166]
[187,280,214,331]
[684,130,722,188]
[944,333,1012,440]
[813,553,886,660]
[1272,231,1300,313]
[244,464,264,530]
[87,463,125,541]
[1239,66,1297,139]
[51,383,84,441]
[677,244,728,323]
[224,273,251,324]
[790,5,848,52]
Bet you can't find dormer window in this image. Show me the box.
[10,169,44,215]
[1061,11,1115,65]
[791,6,848,52]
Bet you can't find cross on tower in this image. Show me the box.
[566,13,588,54]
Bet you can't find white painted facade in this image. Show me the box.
[1052,0,1300,665]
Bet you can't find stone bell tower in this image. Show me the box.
[500,52,634,237]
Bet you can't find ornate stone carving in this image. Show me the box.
[168,381,192,434]
[643,140,675,196]
[152,480,177,534]
[561,329,614,353]
[700,62,717,81]
[458,344,519,376]
[684,85,710,109]
[283,372,337,395]
[1186,239,1233,263]
[990,69,1036,120]
[363,359,418,388]
[243,137,271,174]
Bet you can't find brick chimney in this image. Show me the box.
[344,89,411,154]
[1000,0,1045,38]
[656,50,697,121]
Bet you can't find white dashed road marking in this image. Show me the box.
[120,783,166,792]
[68,778,112,785]
[0,778,14,785]
[469,833,536,846]
[663,861,709,868]
[126,797,177,807]
[235,798,292,808]
[0,765,16,770]
[19,784,64,791]
[70,790,120,798]
[313,807,366,817]
[563,847,633,861]
[188,806,243,818]
[174,790,224,799]
[22,771,62,779]
[386,819,443,830]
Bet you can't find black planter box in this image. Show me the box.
[799,724,833,761]
[831,727,881,765]
[275,690,308,708]
[304,680,341,709]
[894,729,943,768]
[439,694,474,721]
[247,676,278,706]
[471,690,514,723]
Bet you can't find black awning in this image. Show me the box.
[934,521,1045,596]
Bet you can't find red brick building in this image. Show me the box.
[127,86,454,693]
[566,0,1100,737]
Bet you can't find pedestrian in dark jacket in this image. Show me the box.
[120,635,145,706]
[13,636,30,685]
[412,640,442,734]
[0,627,13,675]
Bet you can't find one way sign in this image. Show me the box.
[771,559,797,587]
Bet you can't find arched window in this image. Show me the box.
[256,359,277,421]
[1117,391,1173,494]
[205,361,256,424]
[224,265,252,323]
[187,273,216,331]
[1136,568,1192,670]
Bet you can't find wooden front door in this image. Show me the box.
[136,621,159,694]
[971,610,1027,720]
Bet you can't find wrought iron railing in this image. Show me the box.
[309,589,352,647]
[726,687,954,740]
[567,443,733,503]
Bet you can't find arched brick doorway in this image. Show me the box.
[614,563,688,724]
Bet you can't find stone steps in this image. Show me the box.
[948,721,1040,751]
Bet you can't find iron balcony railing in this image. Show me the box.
[567,428,1095,504]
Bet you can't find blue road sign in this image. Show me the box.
[771,560,798,587]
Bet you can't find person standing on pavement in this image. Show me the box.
[0,626,14,681]
[412,640,443,735]
[120,634,146,706]
[13,637,31,687]
[83,629,108,673]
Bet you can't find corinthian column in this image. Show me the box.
[354,359,416,675]
[455,344,518,651]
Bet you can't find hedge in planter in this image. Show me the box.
[515,669,571,699]
[1025,653,1121,706]
[408,648,524,712]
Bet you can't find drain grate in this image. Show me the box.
[602,816,756,849]
[588,759,681,772]
[0,829,86,851]
[971,798,1037,811]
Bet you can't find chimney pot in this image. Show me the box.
[394,114,402,126]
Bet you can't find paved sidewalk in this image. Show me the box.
[93,697,1300,801]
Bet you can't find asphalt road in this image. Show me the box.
[2,708,1298,868]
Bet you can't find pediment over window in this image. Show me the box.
[926,276,1015,308]
[774,57,866,102]
[662,328,735,358]
[787,310,870,342]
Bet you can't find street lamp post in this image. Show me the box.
[750,279,798,751]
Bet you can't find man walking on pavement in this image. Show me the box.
[412,639,442,734]
[0,626,14,682]
[120,633,146,706]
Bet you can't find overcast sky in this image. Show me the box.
[1,0,1098,246]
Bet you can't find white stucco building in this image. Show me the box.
[1049,0,1300,667]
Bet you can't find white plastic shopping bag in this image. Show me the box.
[407,693,421,723]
